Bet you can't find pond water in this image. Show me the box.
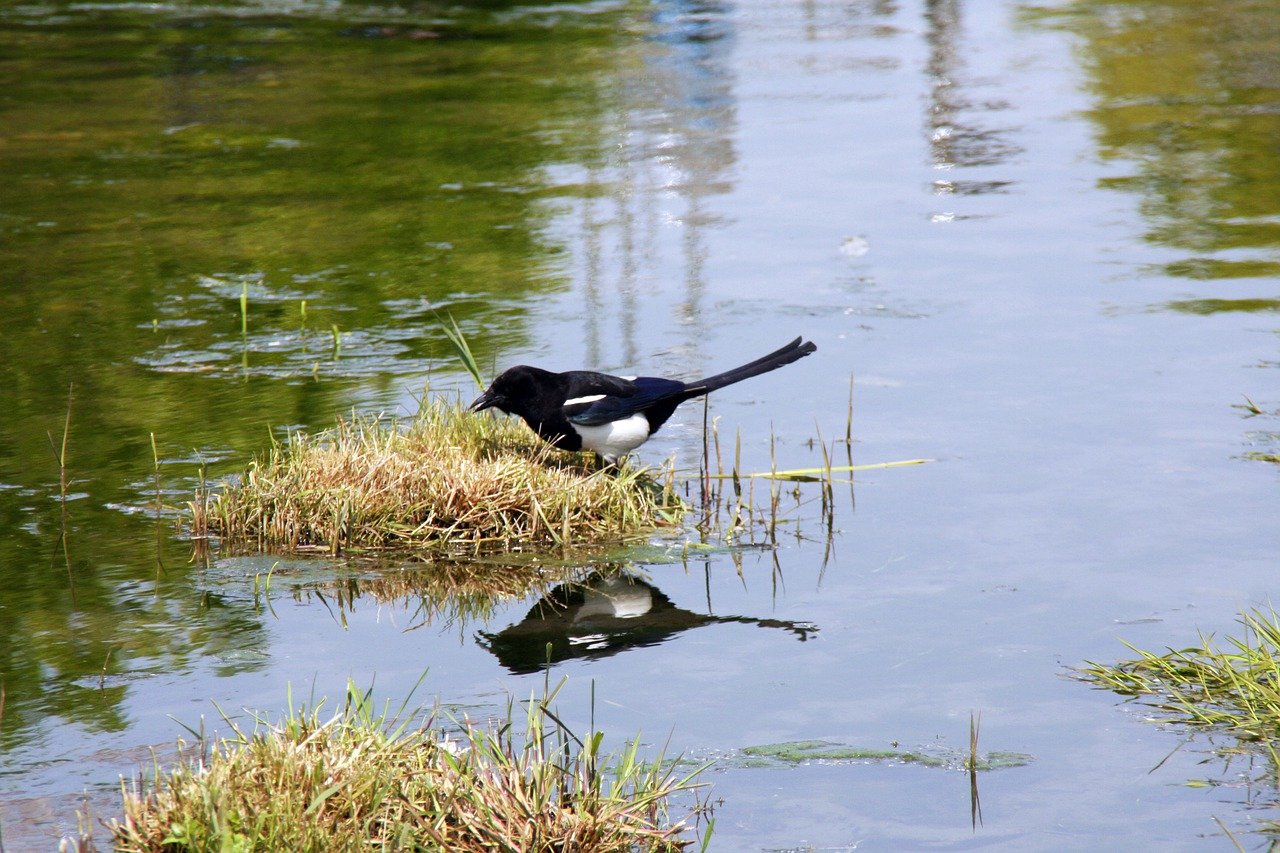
[2,0,1278,849]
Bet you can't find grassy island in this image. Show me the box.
[193,399,684,554]
[108,683,705,852]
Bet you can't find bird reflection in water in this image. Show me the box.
[476,571,817,674]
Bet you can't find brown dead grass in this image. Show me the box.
[193,399,683,554]
[108,683,704,852]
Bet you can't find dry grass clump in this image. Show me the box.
[194,399,683,553]
[109,683,705,852]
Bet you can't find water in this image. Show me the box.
[1,0,1278,849]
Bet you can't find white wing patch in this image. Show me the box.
[564,394,606,408]
[574,413,650,463]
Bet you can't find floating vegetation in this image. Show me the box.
[1076,609,1280,842]
[106,680,707,853]
[1243,430,1280,465]
[193,398,683,554]
[705,459,932,483]
[726,739,1031,772]
[1078,608,1280,752]
[1236,395,1265,417]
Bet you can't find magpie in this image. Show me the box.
[468,337,817,464]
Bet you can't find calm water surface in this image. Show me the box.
[1,0,1278,849]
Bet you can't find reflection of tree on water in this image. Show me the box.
[1044,1,1280,280]
[476,571,817,674]
[1038,1,1280,459]
[0,517,271,750]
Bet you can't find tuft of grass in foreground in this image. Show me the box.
[1078,608,1280,754]
[108,681,706,853]
[194,398,683,554]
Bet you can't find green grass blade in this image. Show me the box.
[441,314,486,390]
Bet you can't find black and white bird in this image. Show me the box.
[469,337,817,464]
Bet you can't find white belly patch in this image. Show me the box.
[574,414,650,462]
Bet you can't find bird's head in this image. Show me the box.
[468,365,547,417]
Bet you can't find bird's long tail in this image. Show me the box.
[688,337,817,395]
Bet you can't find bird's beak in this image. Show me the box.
[469,388,497,412]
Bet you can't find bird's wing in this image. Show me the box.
[565,375,686,426]
[556,372,638,424]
